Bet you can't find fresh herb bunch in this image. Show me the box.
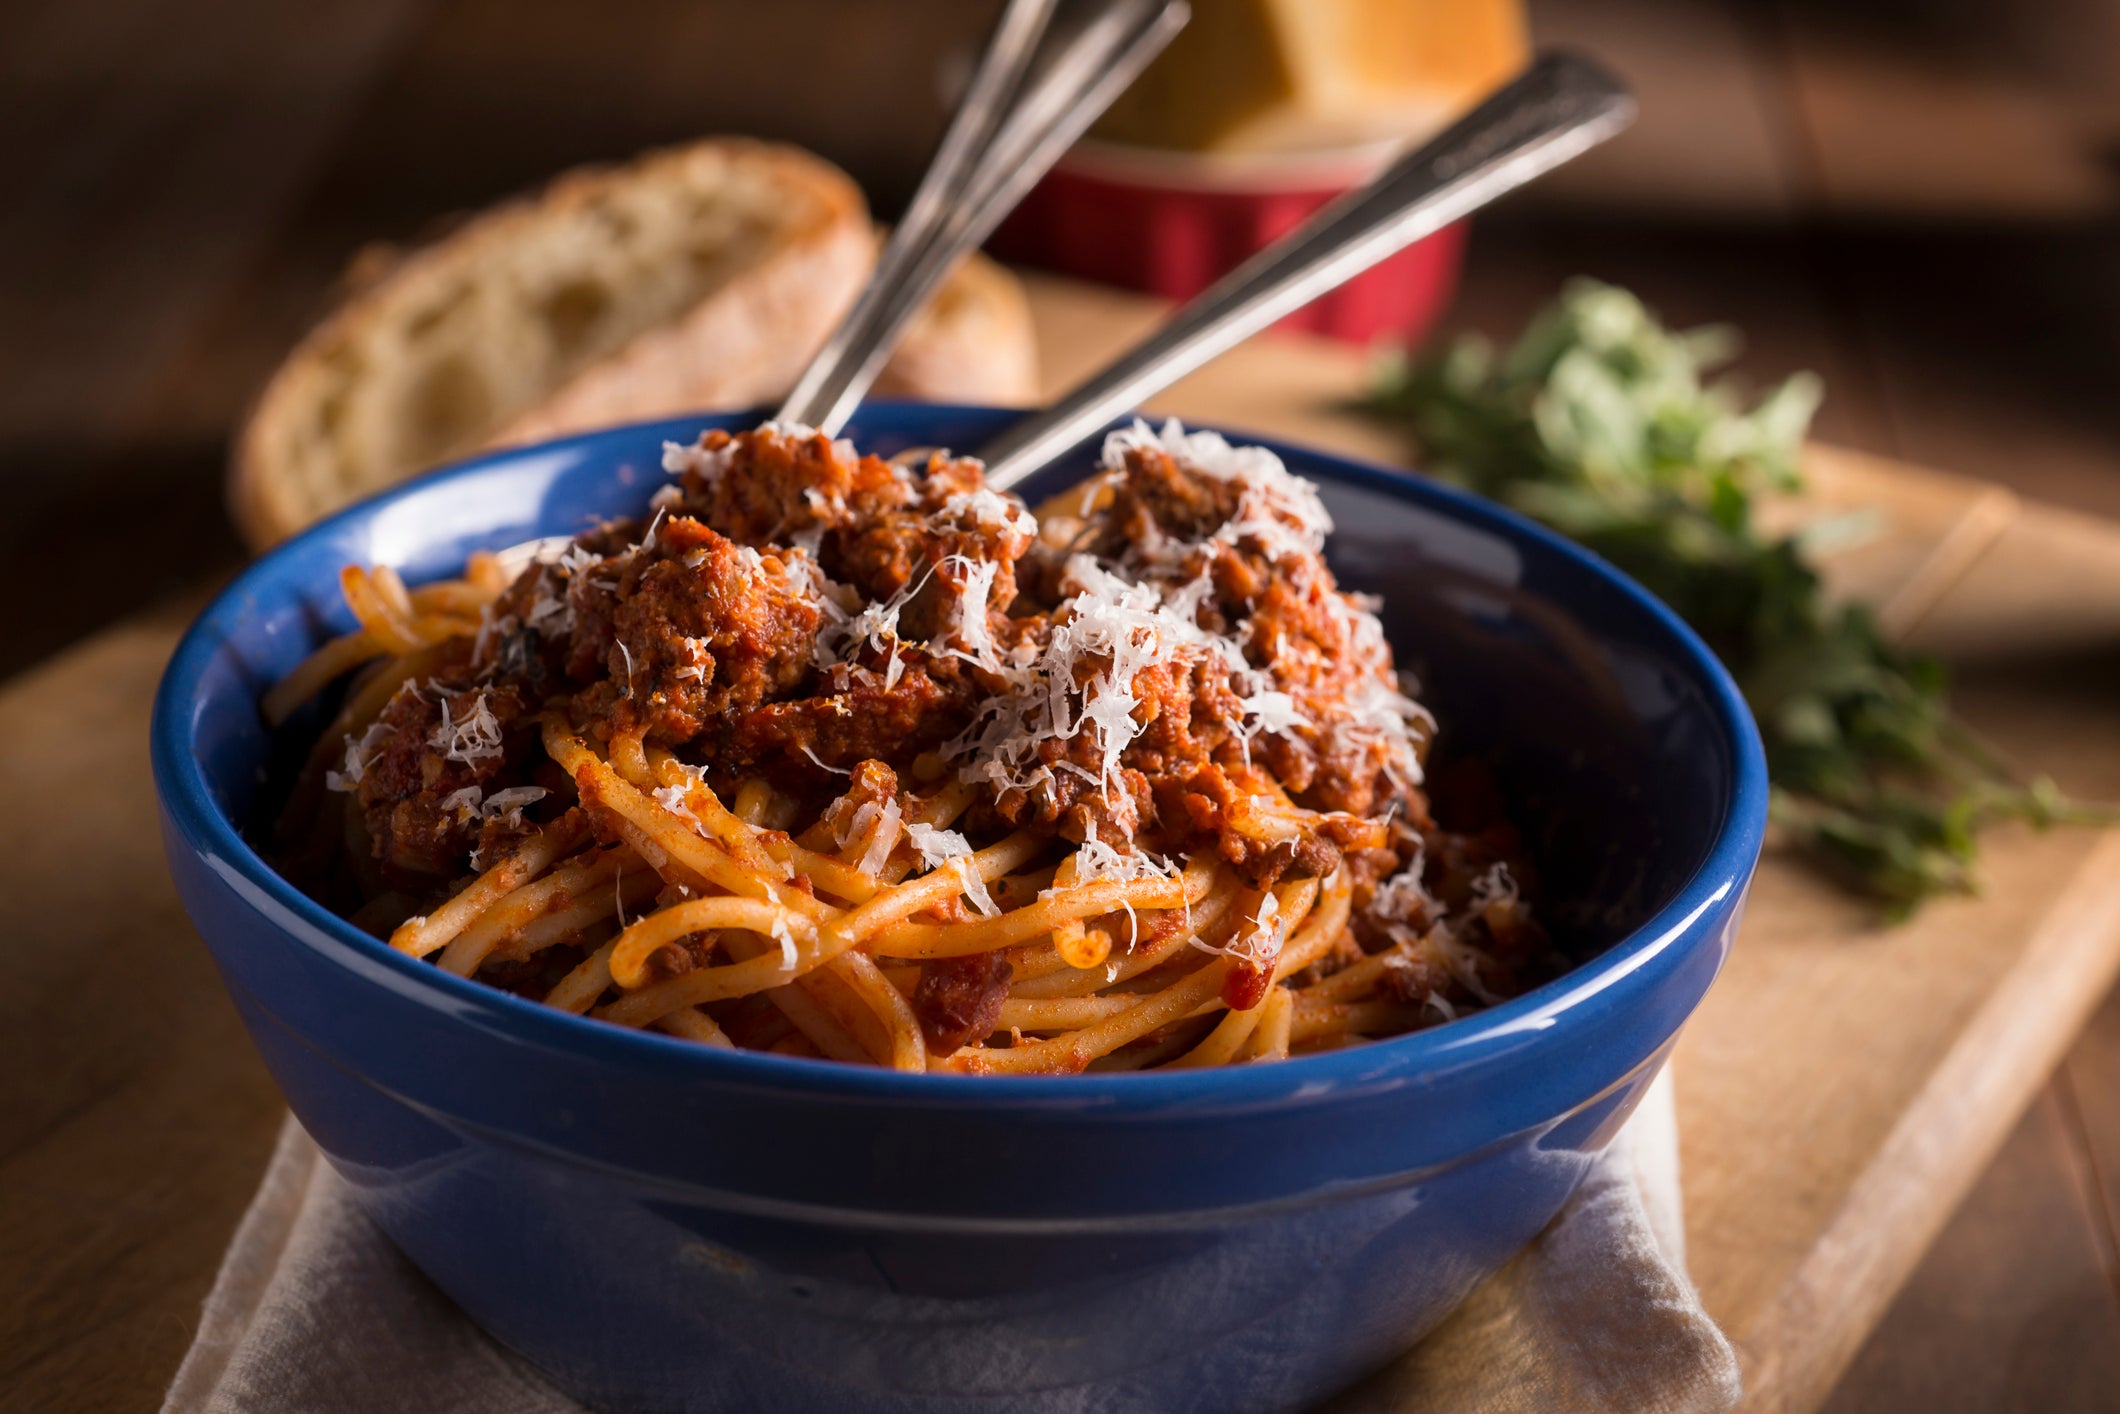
[1363,278,2106,915]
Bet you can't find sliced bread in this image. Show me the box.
[231,138,1038,549]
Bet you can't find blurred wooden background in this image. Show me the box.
[2,0,2117,1408]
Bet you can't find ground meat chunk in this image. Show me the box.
[671,429,1035,650]
[1237,558,1418,816]
[830,453,1037,640]
[912,953,1014,1054]
[983,651,1237,847]
[674,425,912,548]
[640,932,722,983]
[478,942,593,1001]
[821,758,901,848]
[727,652,985,780]
[565,516,823,743]
[1376,946,1456,1005]
[1093,444,1246,561]
[1118,653,1244,794]
[989,756,1153,846]
[352,676,537,888]
[470,562,574,688]
[1150,759,1383,887]
[1015,444,1427,847]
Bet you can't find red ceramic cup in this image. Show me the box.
[993,137,1465,346]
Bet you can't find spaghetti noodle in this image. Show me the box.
[268,419,1559,1071]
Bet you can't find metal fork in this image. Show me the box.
[775,0,1189,436]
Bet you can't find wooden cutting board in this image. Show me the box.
[4,274,2117,1412]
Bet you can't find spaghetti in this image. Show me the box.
[268,419,1559,1072]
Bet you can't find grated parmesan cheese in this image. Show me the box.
[940,486,1036,539]
[945,552,1248,817]
[1470,861,1518,910]
[557,544,604,579]
[482,786,547,822]
[1065,821,1175,888]
[798,744,851,776]
[653,783,702,833]
[638,505,670,554]
[1194,889,1284,967]
[904,823,997,917]
[438,783,548,826]
[1049,825,1174,947]
[668,635,712,686]
[816,562,934,678]
[1100,417,1333,562]
[524,569,572,635]
[835,796,905,873]
[662,436,735,486]
[325,722,392,792]
[1428,922,1505,1006]
[856,797,903,875]
[1237,687,1305,738]
[1371,839,1433,931]
[927,554,1003,671]
[428,689,505,765]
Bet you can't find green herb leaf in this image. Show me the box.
[1360,278,2114,915]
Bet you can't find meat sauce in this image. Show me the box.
[326,422,1552,1051]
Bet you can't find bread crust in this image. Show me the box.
[231,139,871,550]
[233,139,1042,551]
[879,244,1039,408]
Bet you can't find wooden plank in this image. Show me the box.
[1521,0,1799,218]
[1771,445,2014,616]
[1744,8,2120,1390]
[2063,956,2120,1286]
[1769,43,2110,220]
[1761,5,2116,221]
[5,4,2113,1409]
[1519,0,2120,222]
[0,605,285,1414]
[1819,1090,2120,1414]
[1788,221,2120,527]
[0,0,432,442]
[1888,472,2120,665]
[1707,825,2120,1413]
[1753,1,2120,526]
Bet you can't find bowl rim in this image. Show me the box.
[154,402,1767,1108]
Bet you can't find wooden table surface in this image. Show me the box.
[4,277,2117,1414]
[5,2,2120,1411]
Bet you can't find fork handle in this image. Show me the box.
[776,0,1187,437]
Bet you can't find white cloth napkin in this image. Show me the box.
[164,1070,1738,1414]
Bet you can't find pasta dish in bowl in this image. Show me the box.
[153,404,1763,1413]
[265,419,1554,1072]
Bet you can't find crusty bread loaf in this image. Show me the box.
[231,138,1039,550]
[872,242,1037,407]
[491,225,1038,451]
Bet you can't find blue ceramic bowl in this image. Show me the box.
[153,404,1764,1414]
